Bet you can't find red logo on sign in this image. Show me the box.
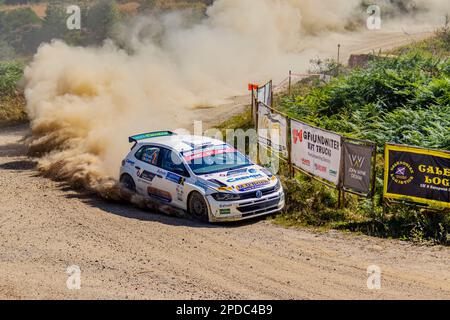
[293,129,303,144]
[315,164,327,173]
[301,159,310,166]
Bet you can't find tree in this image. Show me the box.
[41,0,68,40]
[0,7,41,33]
[86,0,120,43]
[0,8,42,55]
[0,40,15,61]
[138,0,157,13]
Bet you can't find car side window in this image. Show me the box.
[160,148,190,177]
[135,146,160,166]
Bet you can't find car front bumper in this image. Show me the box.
[206,190,285,222]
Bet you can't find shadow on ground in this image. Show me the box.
[0,142,28,157]
[63,186,268,229]
[0,159,35,170]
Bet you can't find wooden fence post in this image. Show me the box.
[251,88,255,126]
[288,70,292,96]
[287,118,294,179]
[337,44,341,64]
[371,144,378,216]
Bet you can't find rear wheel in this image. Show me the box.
[188,192,209,222]
[120,174,136,192]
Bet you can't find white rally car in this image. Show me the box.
[119,131,285,222]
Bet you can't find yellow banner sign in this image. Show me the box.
[384,144,450,208]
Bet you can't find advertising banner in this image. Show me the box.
[257,81,272,106]
[384,144,450,208]
[343,141,374,195]
[257,103,288,158]
[291,120,342,185]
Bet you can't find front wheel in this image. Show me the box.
[188,192,209,222]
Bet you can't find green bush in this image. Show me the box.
[0,7,41,32]
[279,52,450,150]
[86,0,120,43]
[0,40,15,60]
[0,7,43,55]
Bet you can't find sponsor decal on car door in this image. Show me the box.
[138,166,175,204]
[134,145,181,206]
[134,146,162,194]
[153,148,190,208]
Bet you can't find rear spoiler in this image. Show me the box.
[128,131,176,143]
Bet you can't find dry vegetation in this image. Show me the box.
[0,61,26,126]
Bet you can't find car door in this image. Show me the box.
[157,147,191,209]
[134,145,170,202]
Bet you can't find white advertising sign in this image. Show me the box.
[291,119,342,185]
[258,103,288,158]
[257,81,272,106]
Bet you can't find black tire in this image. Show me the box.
[188,191,209,222]
[120,174,136,192]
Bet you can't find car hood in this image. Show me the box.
[197,165,277,193]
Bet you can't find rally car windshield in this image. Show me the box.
[183,145,251,175]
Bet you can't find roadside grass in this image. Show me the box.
[216,109,253,132]
[0,94,26,126]
[0,60,27,127]
[390,27,450,57]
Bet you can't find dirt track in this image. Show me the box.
[1,30,450,300]
[1,123,449,300]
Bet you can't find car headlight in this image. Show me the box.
[211,192,241,201]
[274,179,282,192]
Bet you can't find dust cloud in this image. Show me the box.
[23,0,449,197]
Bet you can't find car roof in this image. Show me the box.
[137,135,227,153]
